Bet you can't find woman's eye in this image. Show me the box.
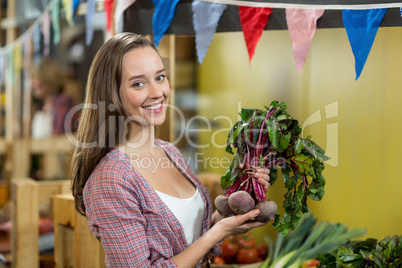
[133,81,144,88]
[156,75,166,82]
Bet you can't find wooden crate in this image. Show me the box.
[10,178,71,268]
[52,194,106,268]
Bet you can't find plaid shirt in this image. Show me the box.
[83,139,221,267]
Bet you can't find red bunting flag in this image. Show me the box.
[286,8,324,73]
[105,0,115,32]
[239,6,273,64]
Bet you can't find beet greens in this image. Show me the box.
[221,101,330,235]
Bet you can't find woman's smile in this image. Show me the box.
[142,100,164,113]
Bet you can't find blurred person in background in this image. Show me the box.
[31,58,76,138]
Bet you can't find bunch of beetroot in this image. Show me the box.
[215,101,329,236]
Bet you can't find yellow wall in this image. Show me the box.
[196,27,402,242]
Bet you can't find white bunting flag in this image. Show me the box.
[192,0,227,64]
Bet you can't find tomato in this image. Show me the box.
[212,256,226,265]
[236,233,256,249]
[256,243,268,259]
[236,248,259,264]
[238,238,256,249]
[219,238,238,260]
[301,259,321,268]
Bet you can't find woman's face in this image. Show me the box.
[119,46,170,128]
[31,78,48,99]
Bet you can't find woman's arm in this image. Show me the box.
[171,209,265,268]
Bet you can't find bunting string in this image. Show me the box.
[0,0,56,54]
[0,0,401,82]
[199,0,402,10]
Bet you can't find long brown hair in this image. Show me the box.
[71,33,158,216]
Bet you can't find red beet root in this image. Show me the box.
[228,191,255,215]
[255,200,277,222]
[215,195,234,217]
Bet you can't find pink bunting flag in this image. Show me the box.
[286,8,324,73]
[41,10,51,56]
[239,6,273,64]
[115,0,137,33]
[23,34,32,70]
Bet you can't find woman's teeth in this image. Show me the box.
[143,102,162,110]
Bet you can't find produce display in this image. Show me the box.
[261,213,367,268]
[216,101,330,235]
[212,232,268,265]
[317,235,402,267]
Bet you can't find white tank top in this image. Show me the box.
[155,188,205,245]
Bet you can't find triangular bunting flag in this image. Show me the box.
[23,36,32,75]
[33,25,41,65]
[152,0,181,47]
[61,0,74,26]
[286,8,324,73]
[400,7,402,17]
[0,52,4,87]
[13,44,22,77]
[105,0,115,32]
[115,0,137,33]
[85,0,97,45]
[73,0,81,13]
[239,6,273,64]
[41,10,51,56]
[23,37,33,107]
[342,9,386,80]
[51,0,61,44]
[6,50,14,87]
[192,0,227,64]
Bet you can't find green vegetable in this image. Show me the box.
[260,213,367,268]
[221,101,330,235]
[318,235,402,267]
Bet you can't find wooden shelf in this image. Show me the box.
[30,135,73,154]
[0,139,5,154]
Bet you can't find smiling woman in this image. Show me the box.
[70,32,272,268]
[118,46,170,130]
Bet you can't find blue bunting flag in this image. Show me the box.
[73,0,81,13]
[342,9,386,80]
[85,0,96,45]
[152,0,181,47]
[33,25,41,66]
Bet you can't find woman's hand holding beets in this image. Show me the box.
[211,209,266,241]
